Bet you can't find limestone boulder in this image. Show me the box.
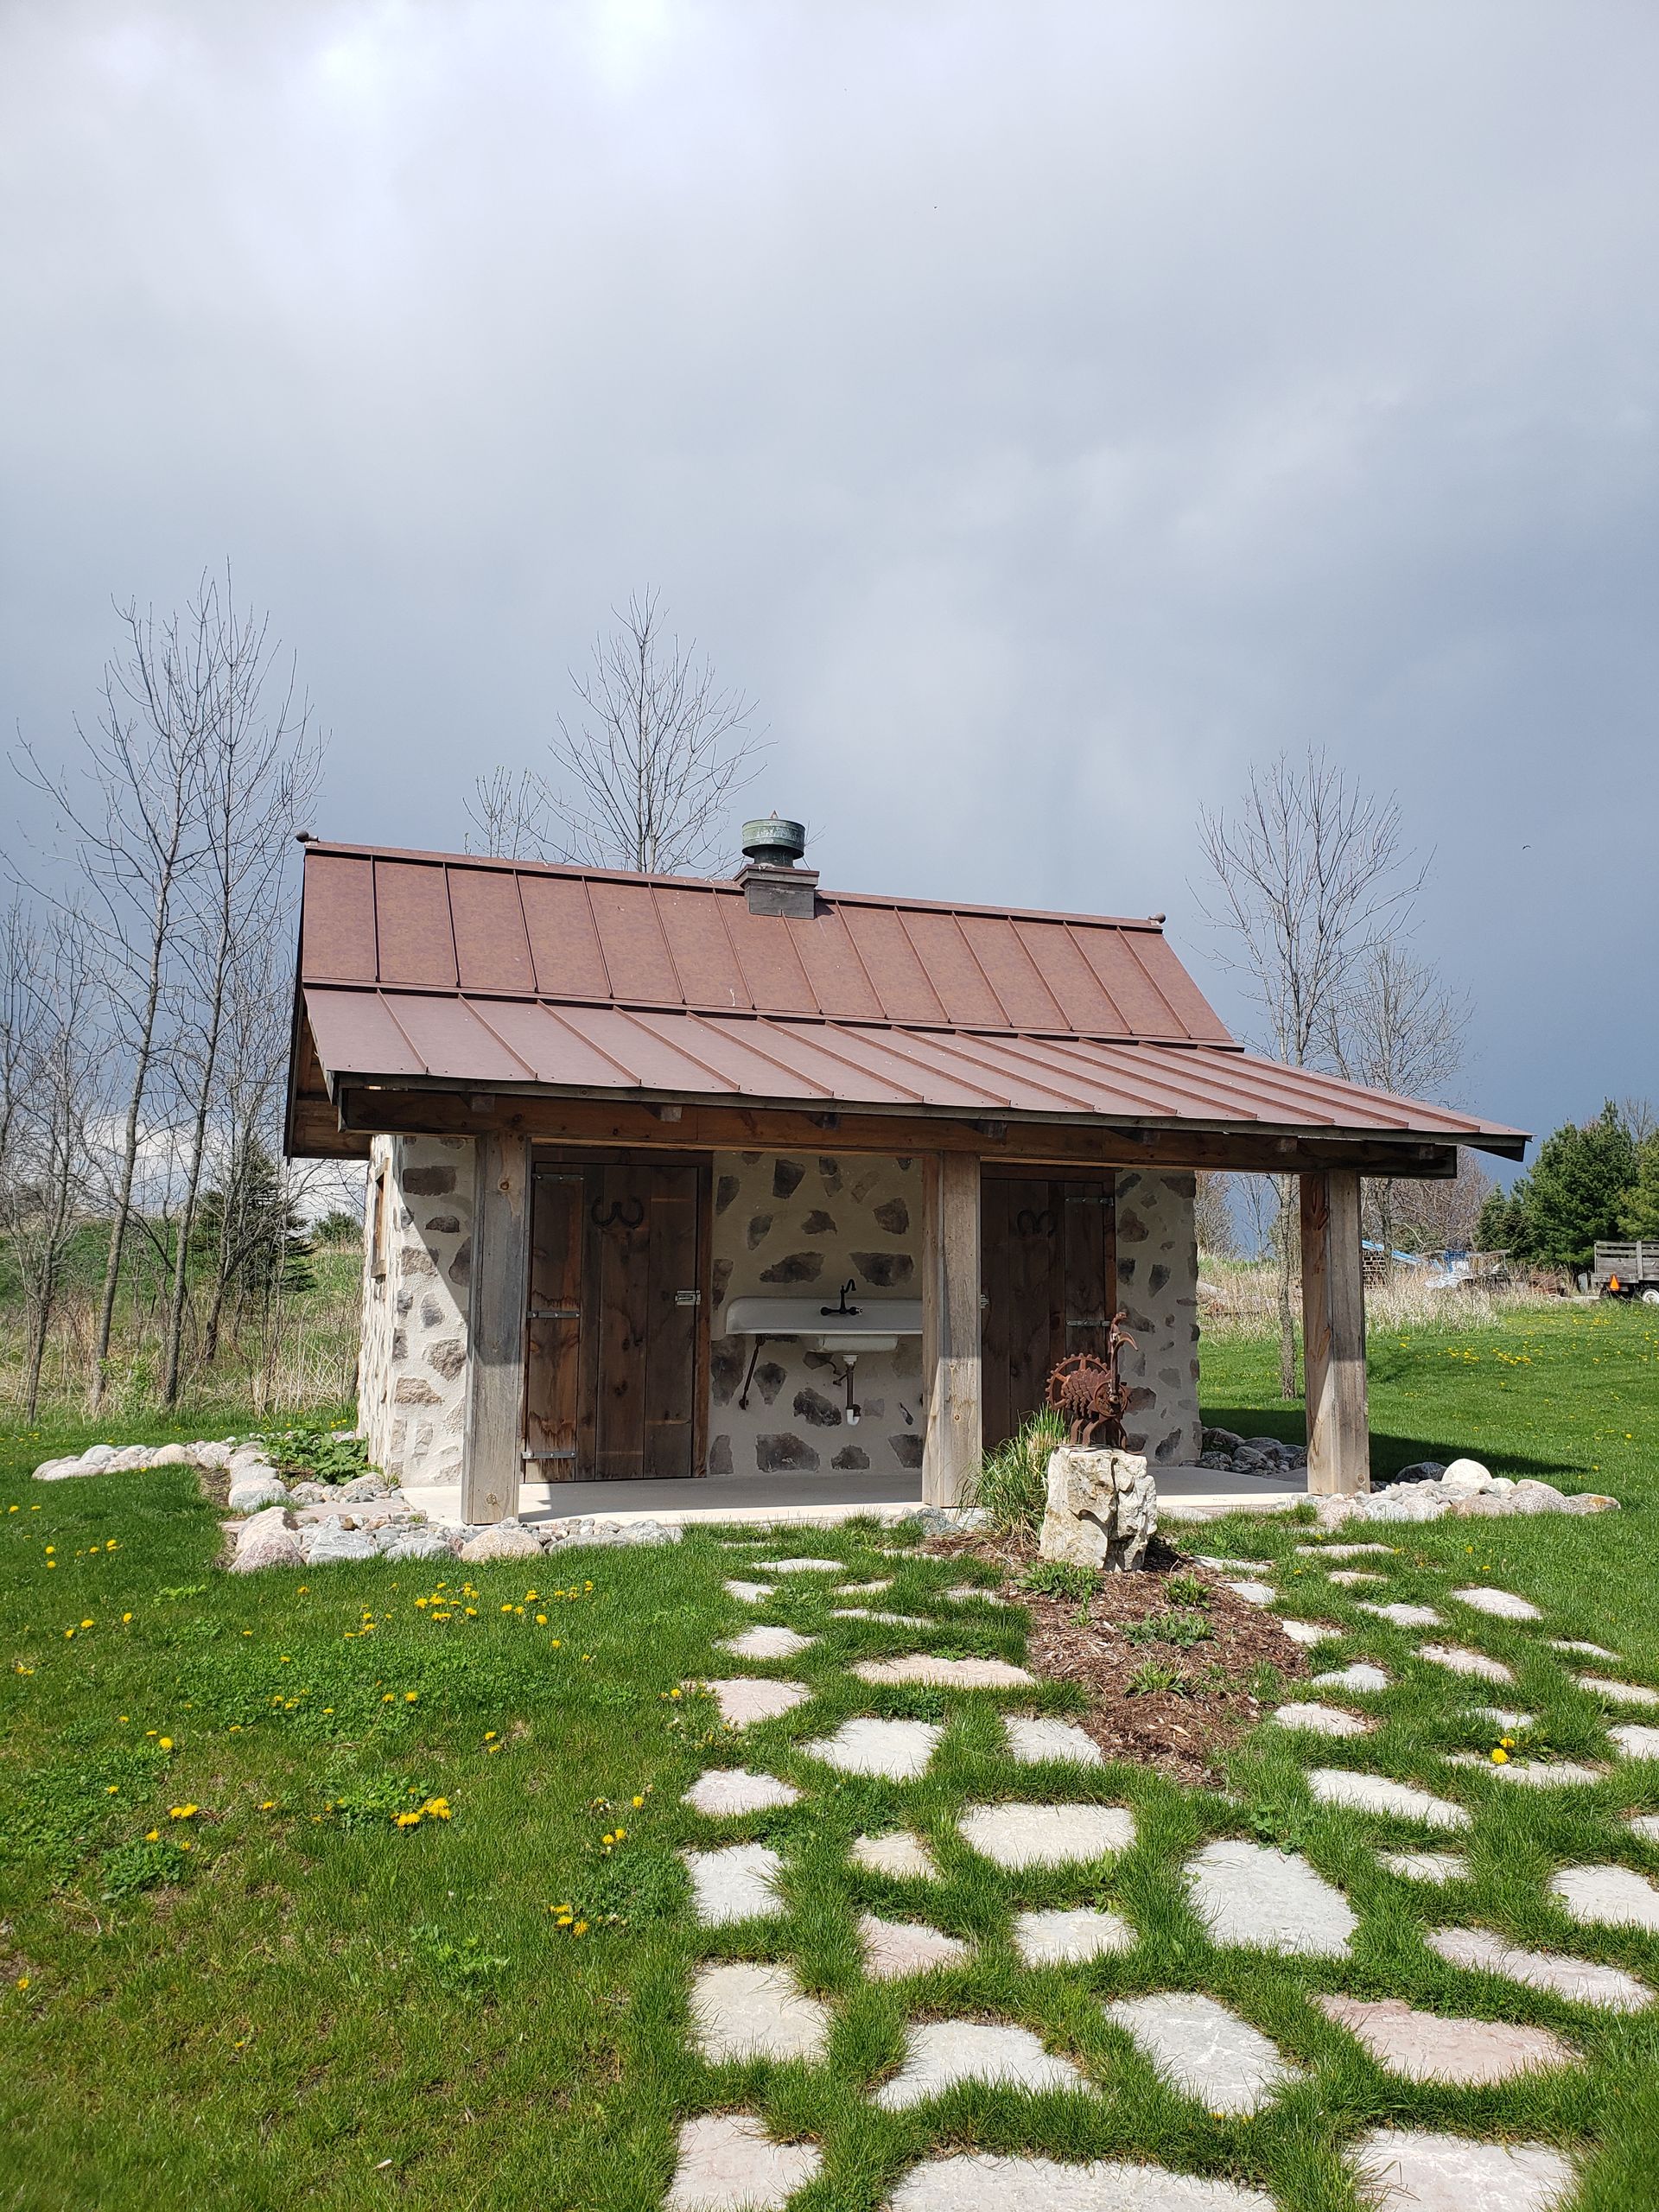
[232,1505,302,1573]
[304,1523,381,1565]
[1438,1457,1493,1493]
[226,1471,291,1514]
[460,1520,545,1562]
[33,1454,92,1481]
[335,1473,392,1503]
[1039,1446,1156,1572]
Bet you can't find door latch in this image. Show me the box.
[674,1288,701,1306]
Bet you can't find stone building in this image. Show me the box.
[285,823,1523,1516]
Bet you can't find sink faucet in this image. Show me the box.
[819,1278,860,1317]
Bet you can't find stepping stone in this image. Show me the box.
[683,1842,786,1925]
[689,1961,831,2064]
[1298,1541,1397,1557]
[1611,1724,1659,1761]
[1580,1675,1659,1707]
[1358,1602,1443,1628]
[695,1679,813,1727]
[1627,1813,1659,1844]
[836,1580,892,1595]
[1445,1755,1603,1788]
[1003,1716,1104,1765]
[1550,1863,1659,1931]
[957,1802,1135,1869]
[719,1625,817,1660]
[1014,1906,1135,1964]
[1281,1619,1343,1646]
[753,1557,843,1573]
[1184,1838,1357,1957]
[1105,1991,1301,2113]
[665,2114,823,2211]
[1224,1580,1276,1606]
[1272,1702,1372,1738]
[831,1607,931,1626]
[722,1579,776,1605]
[1348,2128,1574,2211]
[1381,1850,1468,1884]
[1313,1662,1391,1693]
[1471,1706,1534,1731]
[1428,1924,1653,2010]
[887,2153,1275,2211]
[799,1716,942,1780]
[857,1910,971,1980]
[854,1655,1035,1689]
[852,1829,939,1880]
[1418,1644,1514,1684]
[1452,1586,1542,1621]
[873,2018,1087,2109]
[1326,1569,1386,1586]
[1196,1554,1274,1573]
[1314,1993,1576,2083]
[683,1768,802,1817]
[1552,1638,1617,1660]
[1306,1769,1471,1829]
[946,1583,1012,1605]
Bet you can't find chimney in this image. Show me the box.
[737,814,817,918]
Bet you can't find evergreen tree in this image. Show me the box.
[1498,1102,1639,1269]
[1618,1136,1659,1240]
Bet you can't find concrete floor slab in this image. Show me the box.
[1306,1768,1471,1828]
[887,2152,1275,2210]
[1013,1906,1135,1964]
[1105,1991,1301,2113]
[664,2114,823,2211]
[1224,1580,1276,1606]
[1348,2128,1574,2211]
[1184,1838,1357,1957]
[689,1961,832,2065]
[873,2018,1087,2109]
[799,1716,942,1780]
[1427,1925,1653,2011]
[958,1802,1135,1868]
[683,1841,786,1925]
[1314,1993,1575,2083]
[857,1911,972,1980]
[683,1768,803,1817]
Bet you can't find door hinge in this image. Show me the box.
[674,1288,702,1306]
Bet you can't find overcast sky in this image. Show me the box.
[3,1,1656,1163]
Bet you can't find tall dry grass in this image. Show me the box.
[1196,1255,1566,1343]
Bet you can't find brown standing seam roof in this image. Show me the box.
[288,843,1528,1154]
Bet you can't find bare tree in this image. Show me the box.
[1390,1151,1494,1253]
[159,581,321,1404]
[470,591,766,873]
[1334,940,1468,1263]
[200,923,296,1367]
[1197,751,1426,1396]
[1193,1171,1239,1258]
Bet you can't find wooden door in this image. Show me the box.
[525,1159,708,1480]
[980,1172,1116,1449]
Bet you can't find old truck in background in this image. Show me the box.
[1593,1242,1659,1300]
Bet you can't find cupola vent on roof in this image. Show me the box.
[737,812,818,918]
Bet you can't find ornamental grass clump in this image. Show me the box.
[965,1405,1065,1535]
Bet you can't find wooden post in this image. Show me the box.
[463,1132,533,1523]
[1300,1169,1370,1496]
[922,1152,982,1507]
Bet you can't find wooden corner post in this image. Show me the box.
[463,1131,533,1523]
[922,1151,982,1508]
[1300,1168,1370,1496]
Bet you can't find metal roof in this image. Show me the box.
[289,843,1528,1154]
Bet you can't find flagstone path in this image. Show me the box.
[657,1521,1645,2208]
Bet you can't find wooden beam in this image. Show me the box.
[462,1132,533,1524]
[922,1152,982,1508]
[329,1084,1462,1179]
[1300,1169,1370,1497]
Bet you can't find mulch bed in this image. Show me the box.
[925,1532,1306,1787]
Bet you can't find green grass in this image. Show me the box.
[2,1302,1657,2208]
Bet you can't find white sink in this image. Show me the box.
[724,1294,922,1353]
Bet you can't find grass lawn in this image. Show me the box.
[2,1303,1656,2209]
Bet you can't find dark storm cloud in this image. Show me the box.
[3,0,1656,1147]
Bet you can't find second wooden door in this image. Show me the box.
[979,1171,1117,1450]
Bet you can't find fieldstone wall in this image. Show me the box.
[707,1151,926,1481]
[359,1134,474,1484]
[1112,1168,1203,1465]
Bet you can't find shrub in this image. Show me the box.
[966,1406,1065,1535]
[257,1426,373,1484]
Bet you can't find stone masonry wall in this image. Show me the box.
[359,1133,474,1484]
[1113,1168,1203,1466]
[708,1151,926,1482]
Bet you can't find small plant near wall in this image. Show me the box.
[254,1427,374,1484]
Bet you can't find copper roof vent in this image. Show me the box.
[737,814,818,918]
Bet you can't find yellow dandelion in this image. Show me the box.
[159,1737,173,1750]
[404,1691,418,1703]
[169,1805,198,1820]
[1491,1747,1510,1764]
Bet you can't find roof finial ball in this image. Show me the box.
[737,814,817,917]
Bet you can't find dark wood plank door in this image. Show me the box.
[526,1160,708,1480]
[980,1172,1116,1450]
